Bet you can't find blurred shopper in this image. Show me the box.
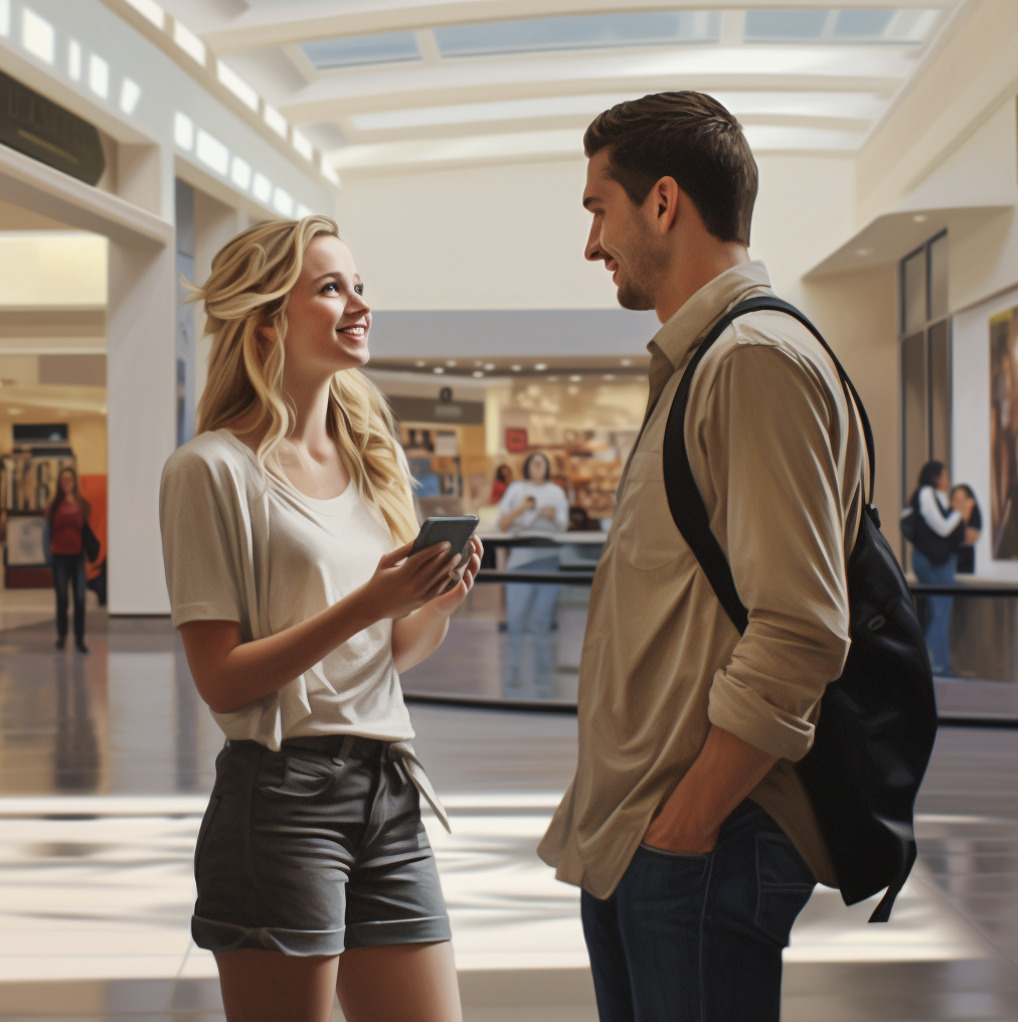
[160,216,480,1022]
[497,452,570,697]
[488,463,512,504]
[951,483,982,574]
[539,92,868,1022]
[47,466,91,654]
[905,462,974,675]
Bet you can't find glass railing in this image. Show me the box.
[400,534,1018,724]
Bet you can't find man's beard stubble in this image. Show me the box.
[615,277,656,312]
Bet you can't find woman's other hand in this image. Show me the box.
[428,535,483,617]
[362,540,459,620]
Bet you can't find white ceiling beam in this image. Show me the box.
[279,46,910,121]
[203,0,955,53]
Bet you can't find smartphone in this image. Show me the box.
[410,515,480,587]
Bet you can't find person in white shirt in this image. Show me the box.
[497,452,570,696]
[160,215,480,1022]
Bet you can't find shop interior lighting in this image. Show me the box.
[472,371,484,378]
[321,159,340,186]
[415,360,426,367]
[119,78,142,115]
[433,367,445,374]
[173,19,206,65]
[230,155,251,190]
[197,129,229,176]
[483,363,495,371]
[252,172,272,203]
[603,374,615,381]
[620,358,632,366]
[913,214,929,222]
[124,0,165,30]
[22,8,55,65]
[446,360,457,367]
[511,365,522,371]
[296,203,312,219]
[570,375,582,382]
[67,39,81,80]
[173,111,194,150]
[217,61,259,112]
[88,54,109,98]
[534,363,547,370]
[0,0,10,38]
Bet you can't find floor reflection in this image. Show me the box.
[0,600,1015,1019]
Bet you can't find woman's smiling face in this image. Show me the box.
[277,234,371,384]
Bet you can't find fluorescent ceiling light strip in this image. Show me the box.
[88,54,109,98]
[0,0,10,38]
[124,0,165,30]
[217,60,259,111]
[173,19,206,65]
[22,8,55,64]
[67,39,82,80]
[264,103,288,138]
[292,129,313,161]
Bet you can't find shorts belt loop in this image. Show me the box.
[335,734,357,764]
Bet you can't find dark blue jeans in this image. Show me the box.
[52,553,86,645]
[581,802,815,1022]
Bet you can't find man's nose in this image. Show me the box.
[584,221,603,262]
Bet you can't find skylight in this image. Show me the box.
[745,8,940,43]
[433,12,721,58]
[300,31,420,69]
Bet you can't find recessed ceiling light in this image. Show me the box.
[570,375,582,382]
[620,358,632,366]
[534,363,547,370]
[446,359,457,367]
[511,364,522,371]
[603,374,615,381]
[415,360,426,367]
[484,363,496,371]
[7,407,24,415]
[433,367,445,374]
[912,214,928,223]
[472,370,484,378]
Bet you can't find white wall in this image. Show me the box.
[336,152,858,317]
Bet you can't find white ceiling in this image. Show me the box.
[141,0,971,180]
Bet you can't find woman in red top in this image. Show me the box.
[47,466,91,653]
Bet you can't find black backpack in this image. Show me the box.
[663,296,937,923]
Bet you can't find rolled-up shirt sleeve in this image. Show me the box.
[698,342,852,762]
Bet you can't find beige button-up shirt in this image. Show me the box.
[538,261,866,898]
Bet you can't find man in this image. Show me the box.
[538,91,867,1021]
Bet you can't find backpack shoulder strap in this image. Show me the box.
[663,296,874,634]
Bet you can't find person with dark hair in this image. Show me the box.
[47,466,92,654]
[488,463,512,504]
[951,483,982,574]
[497,452,570,697]
[538,92,868,1021]
[904,461,974,675]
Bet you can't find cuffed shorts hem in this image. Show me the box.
[192,916,346,957]
[345,914,452,949]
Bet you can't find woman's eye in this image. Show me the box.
[354,283,364,296]
[321,282,338,294]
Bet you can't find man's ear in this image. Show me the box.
[651,177,682,234]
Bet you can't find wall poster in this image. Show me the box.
[989,304,1018,558]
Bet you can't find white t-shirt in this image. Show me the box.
[498,479,570,568]
[160,429,415,748]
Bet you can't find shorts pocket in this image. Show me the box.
[754,831,815,946]
[257,750,335,798]
[194,795,221,881]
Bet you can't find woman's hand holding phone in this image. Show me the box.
[362,540,461,620]
[426,534,483,617]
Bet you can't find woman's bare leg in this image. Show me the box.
[336,941,462,1022]
[215,949,340,1022]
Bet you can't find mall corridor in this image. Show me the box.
[0,594,1016,1021]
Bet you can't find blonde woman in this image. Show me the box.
[160,216,480,1022]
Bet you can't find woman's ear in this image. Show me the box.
[258,322,277,343]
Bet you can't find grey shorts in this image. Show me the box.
[192,735,451,957]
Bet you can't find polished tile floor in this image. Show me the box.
[0,588,1017,1020]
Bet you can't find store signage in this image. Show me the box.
[505,427,529,453]
[0,70,106,185]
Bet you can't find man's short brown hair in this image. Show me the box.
[583,91,758,246]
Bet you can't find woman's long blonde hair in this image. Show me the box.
[192,215,417,544]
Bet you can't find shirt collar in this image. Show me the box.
[647,260,774,372]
